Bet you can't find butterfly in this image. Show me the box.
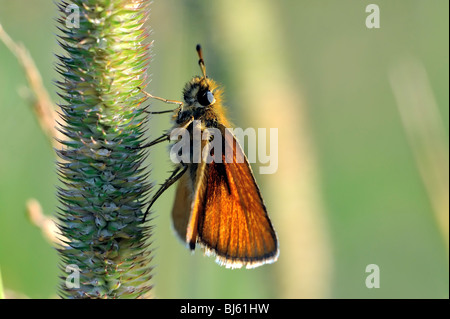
[141,45,279,269]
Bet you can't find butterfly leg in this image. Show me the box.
[139,86,183,107]
[145,109,178,115]
[136,115,195,150]
[141,133,171,149]
[125,132,170,151]
[139,86,183,115]
[143,163,188,222]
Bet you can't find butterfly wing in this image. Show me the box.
[171,171,192,243]
[171,161,207,249]
[194,125,279,269]
[170,124,279,268]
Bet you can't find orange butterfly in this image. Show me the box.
[142,45,279,269]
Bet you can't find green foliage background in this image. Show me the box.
[0,0,448,298]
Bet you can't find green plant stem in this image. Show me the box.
[56,0,153,298]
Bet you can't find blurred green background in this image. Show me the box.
[0,0,448,298]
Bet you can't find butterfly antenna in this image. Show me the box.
[196,44,207,79]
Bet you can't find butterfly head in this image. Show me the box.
[183,76,218,107]
[183,44,223,108]
[178,45,228,127]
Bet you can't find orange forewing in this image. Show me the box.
[171,125,279,269]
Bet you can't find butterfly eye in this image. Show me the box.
[197,90,215,106]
